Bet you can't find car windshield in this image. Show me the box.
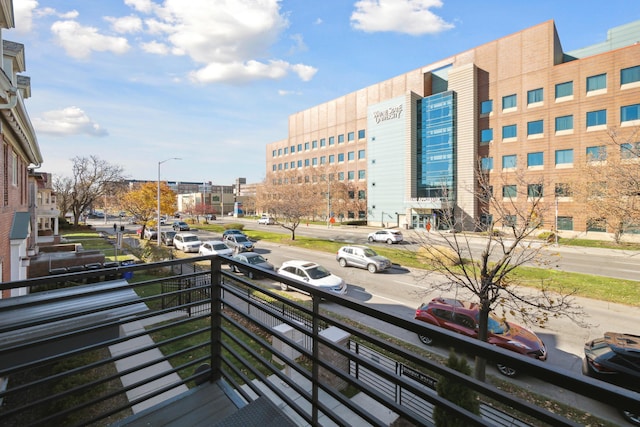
[305,265,331,279]
[184,236,199,242]
[213,243,227,250]
[482,313,508,334]
[363,248,378,257]
[247,255,266,265]
[236,236,249,242]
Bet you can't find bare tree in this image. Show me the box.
[414,166,585,381]
[572,127,640,243]
[53,156,126,225]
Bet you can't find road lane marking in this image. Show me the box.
[350,287,409,305]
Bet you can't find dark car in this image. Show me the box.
[582,332,640,425]
[231,252,274,279]
[415,297,547,377]
[172,221,190,231]
[160,230,176,246]
[224,234,254,252]
[222,229,245,238]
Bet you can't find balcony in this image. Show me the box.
[0,256,638,426]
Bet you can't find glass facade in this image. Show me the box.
[417,91,455,200]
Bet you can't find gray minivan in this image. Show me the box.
[336,245,392,273]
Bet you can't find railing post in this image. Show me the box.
[210,257,223,383]
[311,295,320,425]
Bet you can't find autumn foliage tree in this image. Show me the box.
[571,127,640,243]
[121,182,177,235]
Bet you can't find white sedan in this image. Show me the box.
[199,240,233,257]
[277,260,347,295]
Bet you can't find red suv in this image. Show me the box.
[415,297,547,377]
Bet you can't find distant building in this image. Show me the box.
[265,19,640,235]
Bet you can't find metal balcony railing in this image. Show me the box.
[0,255,638,426]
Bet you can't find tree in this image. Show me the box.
[433,350,480,427]
[53,156,126,225]
[572,127,640,244]
[415,166,585,381]
[121,181,177,235]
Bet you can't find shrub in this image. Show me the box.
[224,223,245,231]
[433,350,480,427]
[416,245,460,267]
[537,231,558,243]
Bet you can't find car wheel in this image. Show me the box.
[367,264,377,273]
[247,271,254,279]
[496,364,517,377]
[418,334,433,345]
[280,283,289,291]
[386,238,393,244]
[368,236,375,243]
[338,258,348,268]
[621,409,640,426]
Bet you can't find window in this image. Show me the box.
[555,81,573,98]
[480,100,493,114]
[586,109,606,127]
[480,128,493,143]
[586,73,606,92]
[527,152,544,167]
[338,134,344,143]
[528,184,543,198]
[502,154,517,169]
[348,132,355,141]
[290,161,295,168]
[358,129,366,139]
[304,142,310,150]
[312,140,318,149]
[284,147,288,155]
[358,149,365,159]
[586,146,607,161]
[481,157,493,171]
[502,94,517,109]
[358,190,366,200]
[277,163,282,170]
[348,151,355,161]
[283,162,288,170]
[621,104,640,122]
[358,170,366,179]
[338,153,344,162]
[347,171,355,180]
[320,138,326,147]
[277,148,282,156]
[555,115,573,132]
[329,136,335,146]
[312,157,318,166]
[297,160,302,168]
[527,88,543,104]
[557,217,574,231]
[587,218,607,232]
[348,191,355,199]
[504,215,517,226]
[621,142,640,159]
[328,154,335,164]
[621,66,640,85]
[320,156,326,165]
[271,150,276,157]
[502,185,517,198]
[290,145,295,153]
[304,159,310,166]
[297,144,302,151]
[527,120,544,135]
[555,149,573,165]
[555,183,572,197]
[502,124,517,139]
[338,172,344,181]
[272,164,276,171]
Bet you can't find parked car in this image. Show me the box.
[199,240,233,257]
[206,214,217,221]
[582,332,640,425]
[143,227,157,240]
[230,252,275,279]
[257,216,275,225]
[367,229,404,244]
[414,297,547,377]
[277,260,347,295]
[222,229,246,238]
[172,221,190,231]
[173,233,202,253]
[223,234,254,252]
[160,230,176,246]
[336,245,392,273]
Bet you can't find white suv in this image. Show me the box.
[257,216,275,225]
[336,245,392,273]
[173,233,202,253]
[367,229,403,244]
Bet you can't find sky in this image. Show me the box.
[7,0,640,185]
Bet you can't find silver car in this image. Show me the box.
[173,233,202,253]
[336,245,392,273]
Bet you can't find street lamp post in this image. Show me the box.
[157,157,181,246]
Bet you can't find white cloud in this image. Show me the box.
[105,15,143,34]
[278,89,302,96]
[51,20,131,59]
[124,0,157,14]
[12,0,38,33]
[32,107,108,137]
[291,64,318,82]
[141,40,170,55]
[351,0,454,35]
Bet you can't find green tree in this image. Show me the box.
[433,351,480,427]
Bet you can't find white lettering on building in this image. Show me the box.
[373,104,403,124]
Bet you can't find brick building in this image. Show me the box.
[266,19,640,236]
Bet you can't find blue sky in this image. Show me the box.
[8,0,640,185]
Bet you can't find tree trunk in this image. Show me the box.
[473,303,491,382]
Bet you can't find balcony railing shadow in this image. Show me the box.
[0,255,638,426]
